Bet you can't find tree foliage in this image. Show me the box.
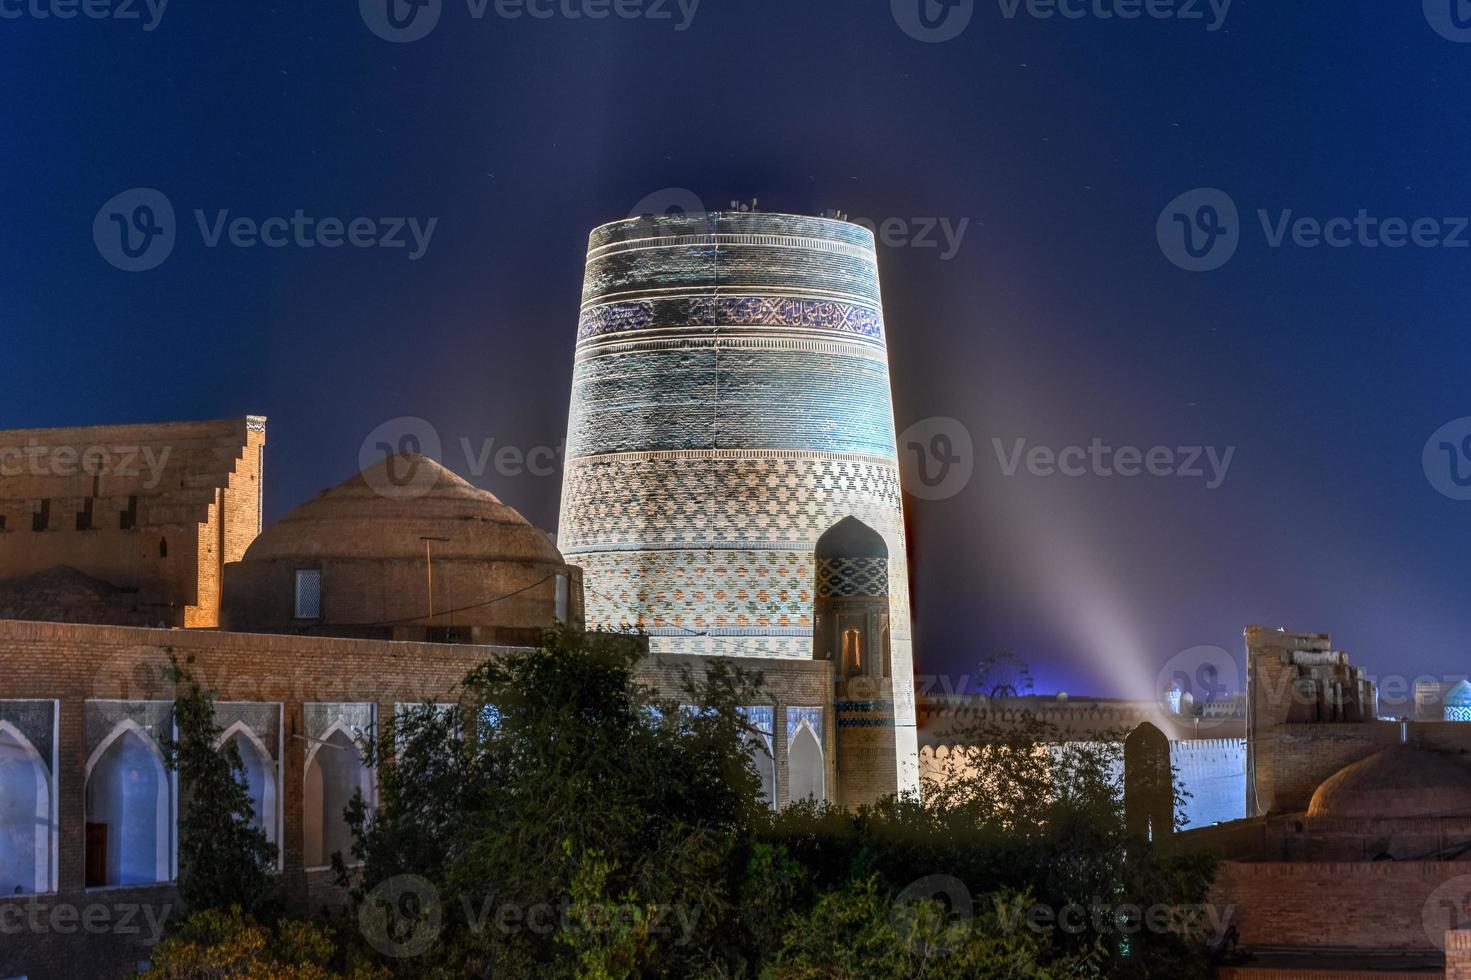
[160,652,279,921]
[186,633,1218,977]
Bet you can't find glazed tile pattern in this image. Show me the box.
[816,557,890,598]
[559,211,917,765]
[558,454,903,550]
[566,347,898,458]
[577,296,885,344]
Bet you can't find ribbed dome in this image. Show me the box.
[240,455,562,564]
[1308,745,1471,819]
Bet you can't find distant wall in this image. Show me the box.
[1172,738,1245,828]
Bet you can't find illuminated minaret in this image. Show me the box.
[558,210,918,797]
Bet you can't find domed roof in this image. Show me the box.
[240,455,563,564]
[1308,745,1471,820]
[815,516,889,559]
[1448,680,1471,707]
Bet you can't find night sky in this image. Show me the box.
[5,0,1469,702]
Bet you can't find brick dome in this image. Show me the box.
[222,455,581,643]
[239,454,563,564]
[1307,745,1471,820]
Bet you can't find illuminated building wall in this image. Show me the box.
[559,211,918,794]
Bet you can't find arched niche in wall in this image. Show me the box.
[0,721,53,894]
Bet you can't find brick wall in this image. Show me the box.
[1218,969,1441,979]
[0,618,839,979]
[1211,861,1468,951]
[0,416,265,627]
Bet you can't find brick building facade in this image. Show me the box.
[0,418,867,980]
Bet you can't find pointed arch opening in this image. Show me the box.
[787,717,827,804]
[748,736,776,810]
[0,722,54,894]
[218,722,279,861]
[84,721,172,887]
[303,724,372,870]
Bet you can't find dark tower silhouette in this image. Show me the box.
[1124,722,1174,843]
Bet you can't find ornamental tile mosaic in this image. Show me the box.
[816,556,889,598]
[559,456,904,551]
[566,348,899,458]
[562,210,914,727]
[582,248,881,308]
[787,707,824,744]
[577,296,884,344]
[0,700,55,775]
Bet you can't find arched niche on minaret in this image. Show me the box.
[812,516,890,679]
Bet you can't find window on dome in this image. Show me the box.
[294,569,322,620]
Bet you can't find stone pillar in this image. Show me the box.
[57,694,86,893]
[280,699,308,914]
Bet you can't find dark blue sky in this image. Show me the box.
[4,0,1469,700]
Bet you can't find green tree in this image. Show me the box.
[342,628,769,978]
[142,905,388,980]
[762,874,1068,980]
[160,652,279,920]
